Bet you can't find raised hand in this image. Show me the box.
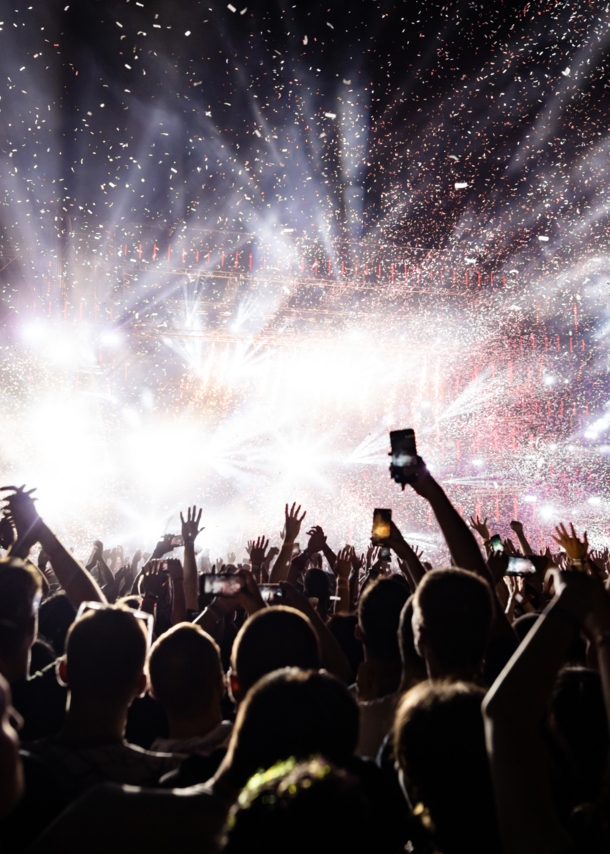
[248,536,269,565]
[510,520,524,534]
[333,546,353,581]
[152,534,178,559]
[165,558,184,582]
[139,561,169,599]
[234,569,267,615]
[284,502,306,543]
[180,505,204,544]
[1,485,42,553]
[469,515,490,541]
[350,549,365,573]
[551,522,589,565]
[366,544,379,569]
[306,525,327,554]
[410,543,424,560]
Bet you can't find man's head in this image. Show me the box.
[59,606,147,706]
[230,606,321,704]
[149,623,223,721]
[412,569,492,678]
[0,558,42,683]
[223,757,377,854]
[398,596,428,687]
[225,668,359,790]
[357,576,410,662]
[394,681,500,854]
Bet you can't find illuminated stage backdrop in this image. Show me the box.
[1,223,607,562]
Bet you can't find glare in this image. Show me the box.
[100,329,122,348]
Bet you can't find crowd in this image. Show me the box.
[0,456,609,853]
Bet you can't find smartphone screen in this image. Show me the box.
[372,509,392,545]
[390,429,418,486]
[170,535,184,548]
[201,574,244,595]
[489,534,504,554]
[505,557,536,576]
[259,583,283,603]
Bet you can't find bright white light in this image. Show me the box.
[523,495,537,503]
[539,505,554,519]
[588,496,602,506]
[100,329,122,348]
[472,459,484,466]
[543,375,555,386]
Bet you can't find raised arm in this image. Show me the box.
[482,572,604,854]
[405,460,488,576]
[303,525,337,572]
[167,558,187,625]
[180,506,204,612]
[509,519,535,557]
[2,486,105,608]
[388,520,426,588]
[269,503,306,583]
[331,546,353,614]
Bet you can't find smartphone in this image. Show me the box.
[390,429,418,488]
[379,546,392,561]
[201,574,244,595]
[372,509,392,545]
[259,583,283,603]
[170,535,184,548]
[292,543,301,556]
[505,557,536,576]
[489,534,504,555]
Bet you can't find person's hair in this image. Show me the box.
[225,668,358,790]
[394,681,501,854]
[398,596,428,682]
[222,757,379,854]
[550,667,609,806]
[413,569,492,671]
[38,591,76,657]
[231,606,321,694]
[303,568,330,612]
[64,605,147,702]
[0,559,42,659]
[149,623,222,719]
[357,576,410,661]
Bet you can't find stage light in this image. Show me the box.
[100,329,122,348]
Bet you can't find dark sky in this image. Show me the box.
[1,0,610,258]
